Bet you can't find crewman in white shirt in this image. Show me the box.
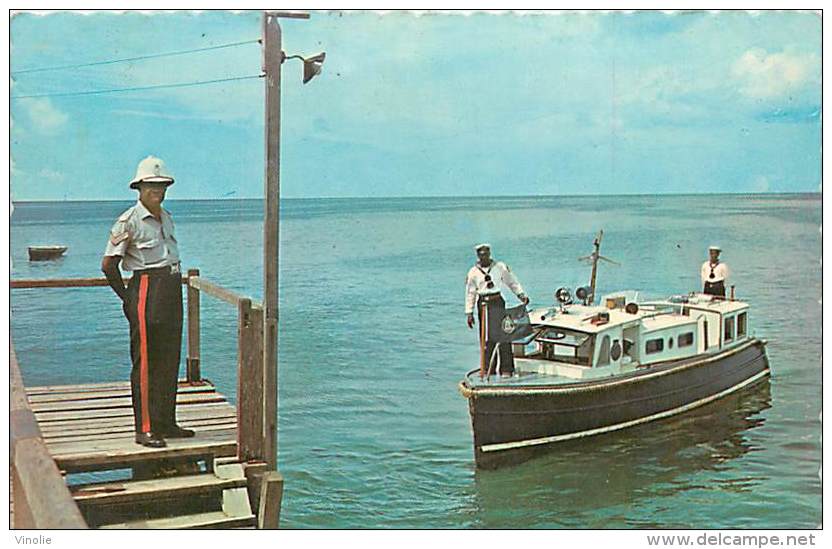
[465,243,529,377]
[701,245,730,298]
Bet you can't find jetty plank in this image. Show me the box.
[72,473,247,507]
[27,384,215,404]
[24,379,215,396]
[30,392,226,413]
[44,421,238,443]
[39,415,236,437]
[49,438,237,473]
[99,509,255,529]
[35,401,235,423]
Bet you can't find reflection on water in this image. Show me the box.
[472,382,772,528]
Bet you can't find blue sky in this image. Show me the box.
[10,10,821,200]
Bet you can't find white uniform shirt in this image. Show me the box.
[104,200,180,271]
[701,261,729,285]
[465,260,525,314]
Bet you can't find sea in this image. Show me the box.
[9,193,822,529]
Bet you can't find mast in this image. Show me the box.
[588,230,603,305]
[578,230,618,305]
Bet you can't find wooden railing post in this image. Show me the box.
[186,269,201,383]
[237,298,265,462]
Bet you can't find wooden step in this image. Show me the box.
[99,510,255,529]
[50,431,237,473]
[72,473,247,507]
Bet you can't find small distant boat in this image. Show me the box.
[28,246,68,261]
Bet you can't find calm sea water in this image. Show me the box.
[10,194,821,529]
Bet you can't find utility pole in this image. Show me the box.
[262,11,309,471]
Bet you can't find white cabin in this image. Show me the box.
[513,292,751,382]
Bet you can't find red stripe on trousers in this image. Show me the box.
[137,275,151,433]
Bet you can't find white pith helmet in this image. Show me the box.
[129,156,174,189]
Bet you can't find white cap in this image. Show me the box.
[474,243,491,252]
[130,156,174,189]
[708,245,721,252]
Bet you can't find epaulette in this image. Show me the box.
[117,206,136,222]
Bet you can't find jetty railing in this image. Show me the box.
[10,269,281,528]
[10,342,88,529]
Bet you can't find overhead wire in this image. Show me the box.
[11,73,265,100]
[11,38,261,75]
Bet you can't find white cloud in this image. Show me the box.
[21,97,68,133]
[38,167,64,184]
[732,48,818,99]
[750,175,770,192]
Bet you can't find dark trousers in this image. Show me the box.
[703,280,726,297]
[477,294,515,376]
[124,271,183,434]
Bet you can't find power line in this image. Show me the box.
[11,73,264,100]
[11,38,261,75]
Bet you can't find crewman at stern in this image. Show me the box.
[701,245,730,298]
[465,243,529,377]
[101,156,195,448]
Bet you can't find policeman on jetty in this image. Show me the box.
[465,243,529,376]
[701,245,730,298]
[101,156,194,448]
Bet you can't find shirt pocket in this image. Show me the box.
[136,238,166,265]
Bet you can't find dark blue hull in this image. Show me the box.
[460,339,770,469]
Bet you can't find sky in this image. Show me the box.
[10,10,822,200]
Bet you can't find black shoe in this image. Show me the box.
[161,425,196,438]
[135,432,167,448]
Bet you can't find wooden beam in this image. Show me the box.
[257,471,284,529]
[262,9,282,472]
[237,299,265,461]
[11,276,187,289]
[186,268,202,382]
[10,342,87,529]
[187,276,260,308]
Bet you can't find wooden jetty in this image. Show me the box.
[10,270,283,529]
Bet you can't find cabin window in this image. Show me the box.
[668,337,674,349]
[724,316,735,342]
[678,332,694,348]
[597,336,611,366]
[536,327,595,367]
[737,312,747,337]
[645,338,664,354]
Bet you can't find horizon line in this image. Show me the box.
[9,190,823,203]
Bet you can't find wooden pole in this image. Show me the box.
[237,298,265,461]
[262,9,311,472]
[186,268,201,383]
[262,12,282,470]
[257,471,285,529]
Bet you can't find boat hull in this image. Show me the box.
[461,338,769,469]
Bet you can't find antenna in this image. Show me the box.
[577,230,619,305]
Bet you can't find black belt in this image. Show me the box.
[477,293,503,302]
[133,263,181,276]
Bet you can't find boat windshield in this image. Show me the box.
[535,327,595,366]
